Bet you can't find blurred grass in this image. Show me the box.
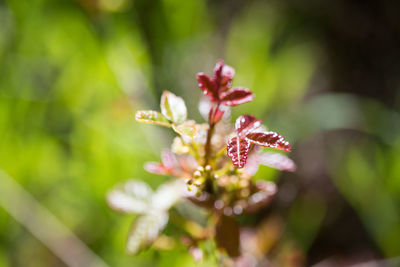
[0,0,399,266]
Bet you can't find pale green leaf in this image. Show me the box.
[135,110,171,127]
[172,120,197,138]
[126,211,169,255]
[160,91,187,124]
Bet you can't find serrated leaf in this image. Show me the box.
[245,132,292,152]
[215,215,240,257]
[220,88,254,106]
[234,115,262,137]
[107,180,153,214]
[126,211,169,255]
[135,110,171,127]
[151,179,186,210]
[227,136,251,168]
[160,91,187,124]
[172,121,197,138]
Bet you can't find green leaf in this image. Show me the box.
[107,180,154,214]
[160,91,187,124]
[135,110,171,127]
[172,121,197,138]
[126,211,169,255]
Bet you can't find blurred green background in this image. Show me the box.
[0,0,399,266]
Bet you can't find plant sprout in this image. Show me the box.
[107,60,296,262]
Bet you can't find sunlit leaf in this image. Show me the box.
[107,180,153,214]
[246,131,292,152]
[227,136,251,168]
[160,91,187,124]
[234,115,262,137]
[220,88,254,106]
[151,179,186,210]
[215,215,240,257]
[126,211,169,255]
[135,110,171,127]
[172,121,197,138]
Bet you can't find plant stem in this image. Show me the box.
[204,104,220,167]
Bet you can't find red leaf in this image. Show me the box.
[227,136,251,168]
[234,115,262,137]
[197,73,218,101]
[215,215,240,257]
[208,106,225,124]
[220,64,235,92]
[213,60,235,92]
[213,60,224,86]
[220,88,254,106]
[245,132,292,152]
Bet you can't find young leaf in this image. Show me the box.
[211,107,225,124]
[160,91,187,124]
[197,73,218,101]
[235,115,262,137]
[172,121,197,138]
[245,132,292,152]
[227,136,251,168]
[215,215,240,257]
[135,110,171,127]
[213,60,224,86]
[220,64,235,92]
[107,180,153,214]
[220,88,254,106]
[126,211,169,255]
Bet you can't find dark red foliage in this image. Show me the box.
[197,60,254,106]
[246,132,291,152]
[220,88,254,106]
[227,136,251,168]
[208,106,225,124]
[234,115,262,137]
[227,115,292,168]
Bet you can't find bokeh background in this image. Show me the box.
[0,0,399,266]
